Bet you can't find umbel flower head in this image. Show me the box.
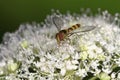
[0,9,120,80]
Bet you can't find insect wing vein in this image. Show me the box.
[69,25,96,35]
[52,16,64,31]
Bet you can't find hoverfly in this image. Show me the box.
[52,15,96,45]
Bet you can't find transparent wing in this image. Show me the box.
[69,25,96,35]
[79,25,96,32]
[52,15,64,31]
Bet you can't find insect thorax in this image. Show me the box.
[55,29,68,42]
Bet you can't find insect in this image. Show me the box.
[52,15,96,45]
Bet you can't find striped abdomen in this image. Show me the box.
[55,24,80,44]
[67,24,80,33]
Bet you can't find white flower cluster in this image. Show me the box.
[0,9,120,80]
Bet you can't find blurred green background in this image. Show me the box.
[0,0,120,42]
